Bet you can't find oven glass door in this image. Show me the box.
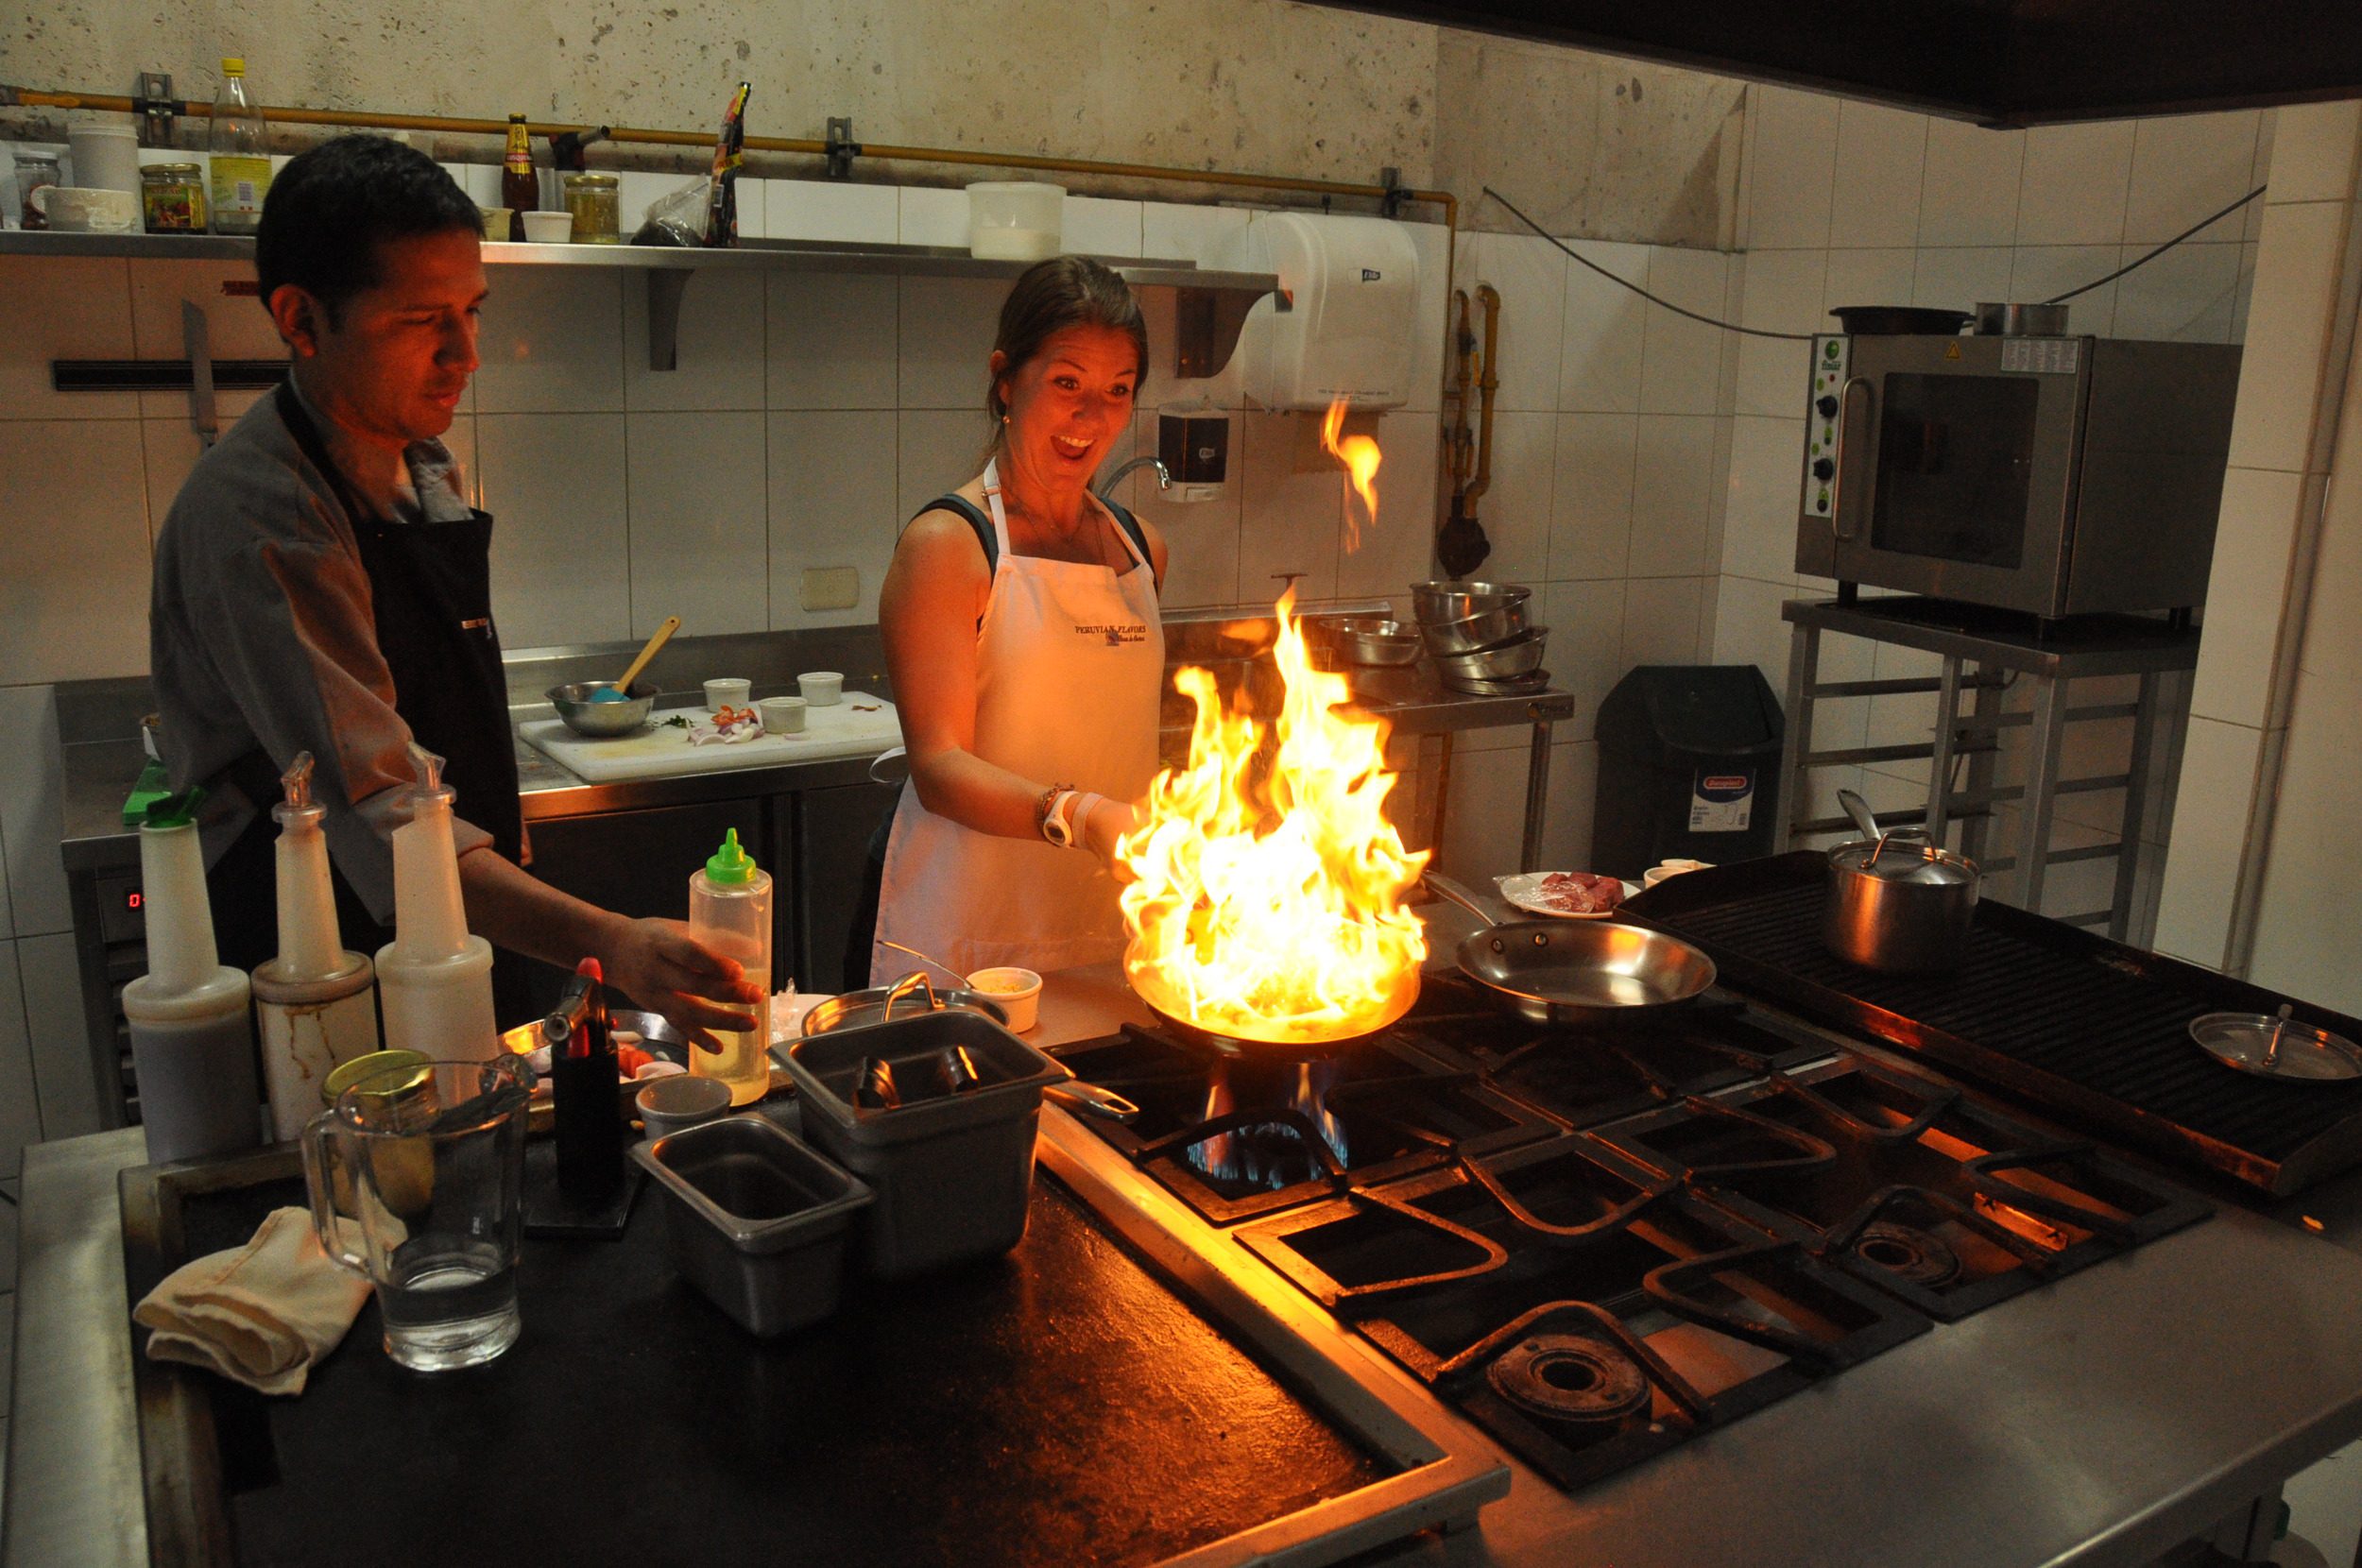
[1830,335,2087,616]
[1870,374,2039,568]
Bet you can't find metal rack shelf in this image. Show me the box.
[2,230,1280,372]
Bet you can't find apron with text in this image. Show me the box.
[208,385,522,1018]
[872,461,1163,981]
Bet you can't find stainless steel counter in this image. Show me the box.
[15,958,2362,1568]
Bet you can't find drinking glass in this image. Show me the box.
[301,1057,530,1372]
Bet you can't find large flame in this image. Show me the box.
[1320,400,1382,549]
[1118,593,1429,1046]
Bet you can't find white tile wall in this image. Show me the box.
[897,276,1004,410]
[2150,714,2264,965]
[1476,410,1553,588]
[1917,120,2025,247]
[2015,122,2137,247]
[1335,411,1439,598]
[624,266,767,411]
[0,256,137,419]
[474,267,625,413]
[1461,232,1566,413]
[1558,240,1648,412]
[0,941,38,1176]
[1637,249,1728,415]
[478,413,632,648]
[624,411,769,637]
[1829,100,1928,250]
[1549,413,1636,581]
[765,272,898,410]
[1237,412,1343,603]
[758,179,899,246]
[2126,111,2265,243]
[1747,87,1840,250]
[1627,416,1717,577]
[0,421,152,684]
[19,930,95,1140]
[767,410,900,629]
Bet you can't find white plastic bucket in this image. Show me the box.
[967,181,1065,262]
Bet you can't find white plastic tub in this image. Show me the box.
[967,181,1064,262]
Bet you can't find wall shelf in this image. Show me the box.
[0,230,1280,373]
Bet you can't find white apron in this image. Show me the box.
[872,462,1164,984]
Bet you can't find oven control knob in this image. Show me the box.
[1811,457,1835,480]
[1816,395,1840,418]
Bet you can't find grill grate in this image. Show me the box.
[1627,854,2362,1196]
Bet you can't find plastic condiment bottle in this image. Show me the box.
[374,745,499,1063]
[206,57,271,236]
[250,752,380,1139]
[122,789,263,1162]
[689,829,772,1105]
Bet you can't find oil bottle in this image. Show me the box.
[251,752,379,1139]
[689,828,772,1105]
[122,789,262,1161]
[374,745,499,1063]
[207,57,271,236]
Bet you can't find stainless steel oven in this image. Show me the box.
[1795,332,2243,619]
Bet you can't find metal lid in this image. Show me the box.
[564,172,619,187]
[142,162,204,179]
[2190,1007,2362,1082]
[1830,838,1978,887]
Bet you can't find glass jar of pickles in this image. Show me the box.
[561,172,621,245]
[141,162,209,232]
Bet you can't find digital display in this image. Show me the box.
[125,889,143,912]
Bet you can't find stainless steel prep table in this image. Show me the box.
[15,958,2362,1568]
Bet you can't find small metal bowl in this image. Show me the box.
[1328,616,1424,666]
[549,680,658,738]
[1434,626,1549,683]
[1420,600,1532,656]
[800,984,1011,1037]
[1411,580,1531,626]
[1442,667,1553,697]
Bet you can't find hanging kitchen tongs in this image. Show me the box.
[1437,284,1499,579]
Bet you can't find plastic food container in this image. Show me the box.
[784,1011,1065,1280]
[521,210,574,244]
[966,181,1064,262]
[632,1116,873,1337]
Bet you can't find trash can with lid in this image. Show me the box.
[1590,666,1784,878]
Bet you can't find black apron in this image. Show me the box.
[208,384,527,1021]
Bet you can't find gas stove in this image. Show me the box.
[1044,973,2211,1493]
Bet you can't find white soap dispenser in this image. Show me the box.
[374,744,499,1062]
[251,751,381,1137]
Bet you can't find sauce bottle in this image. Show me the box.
[251,752,380,1138]
[122,789,263,1162]
[689,829,771,1105]
[207,58,271,236]
[375,745,499,1063]
[501,113,539,242]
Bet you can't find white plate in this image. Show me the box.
[1496,871,1640,920]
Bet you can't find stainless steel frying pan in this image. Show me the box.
[1424,874,1718,1025]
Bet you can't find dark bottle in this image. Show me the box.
[501,113,539,242]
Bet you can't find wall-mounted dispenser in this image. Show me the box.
[1210,213,1420,412]
[1156,408,1230,503]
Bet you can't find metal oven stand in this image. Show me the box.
[1773,597,2199,942]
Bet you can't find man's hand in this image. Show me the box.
[600,917,764,1054]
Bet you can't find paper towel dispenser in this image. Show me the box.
[1210,213,1420,412]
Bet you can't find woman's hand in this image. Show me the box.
[1082,795,1141,874]
[600,917,765,1054]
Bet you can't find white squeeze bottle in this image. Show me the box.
[207,57,271,236]
[689,829,772,1105]
[375,745,499,1063]
[122,789,263,1162]
[251,752,380,1138]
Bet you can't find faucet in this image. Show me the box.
[1096,456,1170,502]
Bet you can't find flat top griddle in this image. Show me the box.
[122,1147,1392,1568]
[1623,853,2362,1197]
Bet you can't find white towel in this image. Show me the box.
[134,1206,372,1396]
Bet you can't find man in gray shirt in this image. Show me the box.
[152,135,757,1043]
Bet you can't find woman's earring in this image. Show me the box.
[1001,413,1011,425]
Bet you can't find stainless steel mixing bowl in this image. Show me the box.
[549,680,659,737]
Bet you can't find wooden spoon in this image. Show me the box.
[595,616,679,701]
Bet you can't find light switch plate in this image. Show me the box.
[800,566,861,611]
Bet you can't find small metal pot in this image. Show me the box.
[1411,580,1531,627]
[1973,300,2070,336]
[1326,616,1424,666]
[1433,626,1548,682]
[1822,837,1980,976]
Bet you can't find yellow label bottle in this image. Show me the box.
[207,58,271,235]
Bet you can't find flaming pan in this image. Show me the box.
[1424,875,1717,1027]
[1138,992,1418,1064]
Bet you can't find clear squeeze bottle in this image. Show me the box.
[375,746,499,1063]
[207,57,271,236]
[251,753,380,1139]
[122,789,263,1162]
[689,829,772,1105]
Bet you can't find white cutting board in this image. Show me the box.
[521,693,902,783]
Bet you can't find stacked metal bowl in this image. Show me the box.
[1411,581,1549,695]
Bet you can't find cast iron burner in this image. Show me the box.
[1487,1335,1652,1423]
[1849,1221,1962,1288]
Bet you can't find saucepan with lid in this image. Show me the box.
[1822,789,1980,976]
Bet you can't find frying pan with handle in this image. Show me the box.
[1422,874,1718,1025]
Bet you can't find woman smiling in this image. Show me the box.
[858,256,1169,985]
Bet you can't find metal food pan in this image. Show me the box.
[784,1011,1065,1279]
[632,1116,873,1337]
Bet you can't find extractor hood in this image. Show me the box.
[1312,0,2362,126]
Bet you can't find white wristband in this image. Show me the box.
[1070,792,1107,850]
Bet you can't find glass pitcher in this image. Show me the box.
[301,1057,530,1372]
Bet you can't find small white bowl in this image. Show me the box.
[759,695,808,733]
[966,966,1043,1032]
[520,210,573,244]
[704,677,752,713]
[1642,859,1712,889]
[797,671,844,707]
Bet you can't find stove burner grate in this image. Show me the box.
[1849,1221,1962,1288]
